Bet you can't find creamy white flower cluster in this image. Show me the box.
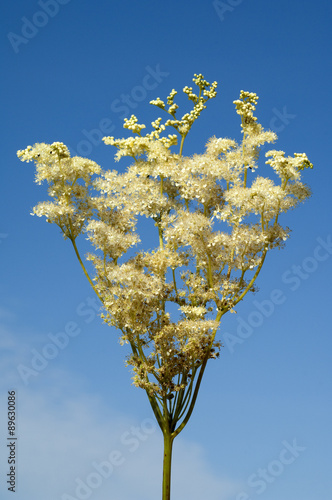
[233,90,259,130]
[18,142,100,237]
[18,76,312,405]
[150,74,218,140]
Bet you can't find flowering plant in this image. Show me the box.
[18,74,312,500]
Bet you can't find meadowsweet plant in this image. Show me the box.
[18,74,312,500]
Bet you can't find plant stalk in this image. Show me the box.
[162,431,174,500]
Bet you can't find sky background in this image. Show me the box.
[1,0,332,499]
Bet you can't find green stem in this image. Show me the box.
[172,362,206,438]
[159,226,164,249]
[241,115,248,188]
[129,340,164,430]
[233,247,268,307]
[147,391,164,431]
[172,268,178,294]
[69,237,104,304]
[172,308,224,437]
[171,369,196,424]
[243,167,248,188]
[162,431,174,500]
[207,255,213,288]
[179,135,186,157]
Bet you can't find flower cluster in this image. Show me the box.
[19,75,312,432]
[18,142,100,238]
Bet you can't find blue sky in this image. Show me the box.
[1,0,332,499]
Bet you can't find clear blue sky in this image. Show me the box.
[1,1,332,499]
